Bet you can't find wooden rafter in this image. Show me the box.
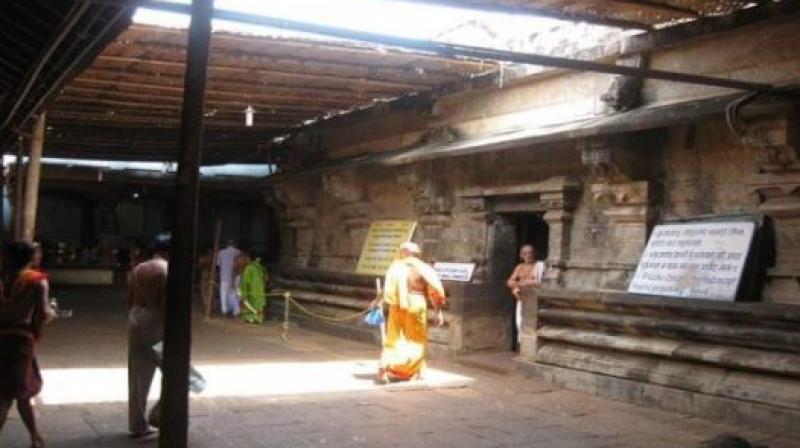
[59,86,346,111]
[94,55,426,91]
[78,67,411,98]
[602,0,700,19]
[51,105,307,124]
[67,79,363,106]
[123,24,491,72]
[103,42,482,81]
[47,111,287,129]
[54,97,326,118]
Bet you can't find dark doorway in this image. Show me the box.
[506,212,549,351]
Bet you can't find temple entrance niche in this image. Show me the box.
[506,212,549,350]
[455,176,580,354]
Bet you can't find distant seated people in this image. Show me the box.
[506,244,546,344]
[239,252,269,325]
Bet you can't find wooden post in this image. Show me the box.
[21,112,45,242]
[12,138,25,240]
[159,0,213,447]
[0,147,5,243]
[206,218,222,319]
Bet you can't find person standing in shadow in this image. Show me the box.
[0,241,58,448]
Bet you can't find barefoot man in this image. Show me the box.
[377,242,446,383]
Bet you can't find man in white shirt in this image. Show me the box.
[216,240,241,316]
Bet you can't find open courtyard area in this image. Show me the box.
[1,288,795,448]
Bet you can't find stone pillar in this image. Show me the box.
[540,179,581,286]
[21,112,45,242]
[746,111,800,304]
[518,287,539,360]
[543,209,573,286]
[591,181,651,288]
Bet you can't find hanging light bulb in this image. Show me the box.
[245,105,255,127]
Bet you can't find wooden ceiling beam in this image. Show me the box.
[45,137,264,152]
[0,25,38,57]
[46,122,279,137]
[50,104,309,123]
[47,111,288,129]
[0,13,47,43]
[619,1,800,55]
[4,1,56,33]
[115,1,770,91]
[50,106,302,123]
[78,66,409,99]
[52,98,320,121]
[54,94,329,116]
[102,40,466,83]
[122,23,492,71]
[603,0,699,20]
[94,55,426,91]
[60,87,344,111]
[67,78,366,106]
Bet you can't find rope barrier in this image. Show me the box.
[266,290,371,344]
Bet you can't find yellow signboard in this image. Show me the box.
[356,220,417,276]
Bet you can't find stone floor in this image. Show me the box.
[1,287,796,448]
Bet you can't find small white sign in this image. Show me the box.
[628,221,755,301]
[434,262,476,282]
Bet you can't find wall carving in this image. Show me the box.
[745,111,800,304]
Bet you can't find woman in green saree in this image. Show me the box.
[239,254,268,325]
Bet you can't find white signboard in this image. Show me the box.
[628,221,755,301]
[434,262,476,282]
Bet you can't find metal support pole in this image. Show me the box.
[21,113,45,242]
[159,0,213,447]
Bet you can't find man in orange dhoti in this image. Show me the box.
[378,242,446,383]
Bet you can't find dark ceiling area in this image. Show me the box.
[0,1,133,144]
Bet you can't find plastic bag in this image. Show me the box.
[363,306,384,327]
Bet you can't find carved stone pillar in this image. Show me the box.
[453,192,491,282]
[592,181,651,263]
[540,180,581,286]
[746,111,800,304]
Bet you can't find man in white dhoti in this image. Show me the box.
[216,240,241,316]
[506,244,546,346]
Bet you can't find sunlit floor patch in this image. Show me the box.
[39,360,472,405]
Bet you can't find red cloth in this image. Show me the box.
[0,269,47,399]
[0,331,42,400]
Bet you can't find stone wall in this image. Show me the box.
[266,16,800,353]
